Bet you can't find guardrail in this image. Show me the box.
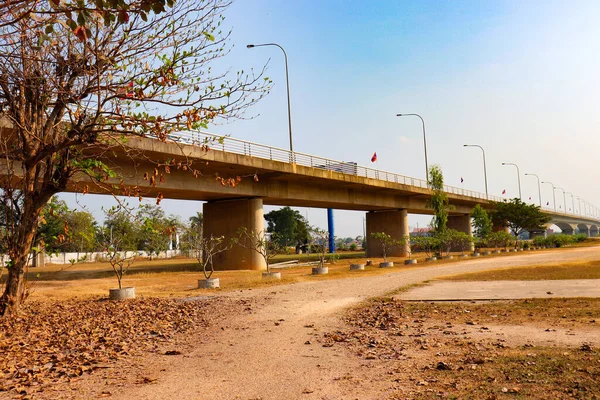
[161,130,597,221]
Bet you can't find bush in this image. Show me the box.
[349,243,358,251]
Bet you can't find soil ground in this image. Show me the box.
[2,246,600,399]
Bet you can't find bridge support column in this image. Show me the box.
[366,209,409,258]
[203,198,266,270]
[447,214,474,251]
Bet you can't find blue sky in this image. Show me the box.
[61,0,600,237]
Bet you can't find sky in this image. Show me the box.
[60,0,600,237]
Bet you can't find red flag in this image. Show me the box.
[460,177,464,183]
[371,152,377,163]
[529,196,531,200]
[546,201,550,206]
[502,189,506,195]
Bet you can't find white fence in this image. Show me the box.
[0,250,184,267]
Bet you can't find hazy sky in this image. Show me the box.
[60,0,600,237]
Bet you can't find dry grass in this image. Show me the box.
[23,241,600,301]
[335,298,600,399]
[442,260,600,281]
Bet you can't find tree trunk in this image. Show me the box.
[0,186,47,316]
[0,222,37,316]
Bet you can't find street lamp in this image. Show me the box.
[576,197,582,215]
[524,173,542,207]
[396,113,428,181]
[542,181,557,212]
[502,162,521,200]
[463,144,488,198]
[247,43,294,155]
[566,192,575,215]
[556,187,567,215]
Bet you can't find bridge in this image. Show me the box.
[1,123,599,270]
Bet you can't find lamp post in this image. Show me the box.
[396,113,428,181]
[247,43,294,155]
[556,187,567,215]
[542,181,557,212]
[463,144,488,198]
[566,192,575,215]
[524,173,542,207]
[502,162,521,200]
[577,197,582,215]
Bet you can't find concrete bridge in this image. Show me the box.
[1,124,599,270]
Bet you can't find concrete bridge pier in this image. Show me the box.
[447,214,474,251]
[365,209,409,258]
[203,198,267,270]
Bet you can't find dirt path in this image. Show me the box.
[52,247,600,399]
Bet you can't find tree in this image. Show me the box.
[492,198,551,240]
[264,207,309,248]
[310,227,331,269]
[0,1,269,314]
[192,235,230,280]
[369,232,403,262]
[413,235,438,259]
[103,206,138,251]
[472,204,492,240]
[135,205,170,259]
[426,165,454,233]
[36,197,71,253]
[62,210,98,253]
[234,228,282,274]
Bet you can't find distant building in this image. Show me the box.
[411,227,433,237]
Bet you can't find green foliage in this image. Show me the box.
[37,197,70,253]
[492,198,551,238]
[135,205,171,259]
[435,229,471,256]
[488,231,514,250]
[533,233,588,248]
[472,205,493,240]
[370,232,405,262]
[426,165,454,233]
[413,236,439,258]
[264,207,309,248]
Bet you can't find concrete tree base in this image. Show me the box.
[425,257,437,262]
[350,264,365,271]
[262,272,281,280]
[500,249,507,253]
[472,252,480,257]
[109,287,135,300]
[492,250,500,254]
[379,261,394,268]
[198,278,220,289]
[459,254,469,258]
[404,259,417,265]
[482,251,491,255]
[312,267,329,275]
[441,255,453,260]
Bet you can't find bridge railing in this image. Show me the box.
[163,131,595,216]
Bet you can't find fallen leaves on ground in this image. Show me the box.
[322,298,600,399]
[0,297,223,397]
